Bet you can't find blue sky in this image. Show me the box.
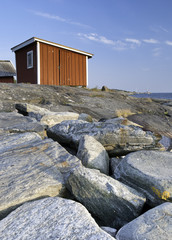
[1,0,172,92]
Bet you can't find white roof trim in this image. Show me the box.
[11,37,93,58]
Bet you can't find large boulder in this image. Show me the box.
[0,112,45,137]
[0,136,81,219]
[113,150,172,207]
[67,166,146,229]
[47,120,161,156]
[116,202,172,240]
[77,135,109,174]
[0,197,115,240]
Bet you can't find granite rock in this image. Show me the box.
[67,166,146,229]
[116,202,172,240]
[0,197,115,240]
[47,120,161,156]
[77,135,109,174]
[0,137,81,219]
[0,112,45,137]
[113,150,172,206]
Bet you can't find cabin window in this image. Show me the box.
[27,50,33,69]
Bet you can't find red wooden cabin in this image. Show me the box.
[11,37,93,86]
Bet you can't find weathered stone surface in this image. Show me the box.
[0,197,115,240]
[67,166,146,229]
[47,120,161,156]
[110,157,123,174]
[0,137,81,219]
[116,202,172,240]
[40,112,79,127]
[0,112,45,137]
[15,103,52,120]
[16,102,80,127]
[113,150,172,207]
[77,135,109,174]
[0,83,172,139]
[78,113,93,122]
[0,132,41,154]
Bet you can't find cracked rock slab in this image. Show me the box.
[113,150,172,206]
[116,202,172,240]
[0,197,115,240]
[0,137,81,219]
[47,120,161,156]
[0,112,45,137]
[67,166,146,229]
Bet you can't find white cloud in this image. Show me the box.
[30,10,90,28]
[143,39,159,44]
[125,38,141,46]
[165,41,172,46]
[78,33,116,45]
[78,33,128,51]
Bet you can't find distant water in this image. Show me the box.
[132,92,172,100]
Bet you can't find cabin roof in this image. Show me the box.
[11,37,93,58]
[0,60,16,77]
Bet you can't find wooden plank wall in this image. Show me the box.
[60,49,86,86]
[40,43,60,85]
[40,42,86,86]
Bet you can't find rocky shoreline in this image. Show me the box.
[0,83,172,239]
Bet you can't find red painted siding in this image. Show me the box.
[40,42,86,86]
[0,77,14,83]
[15,42,37,84]
[40,43,60,85]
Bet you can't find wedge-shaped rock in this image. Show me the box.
[15,103,52,120]
[113,150,172,206]
[67,166,146,229]
[0,138,81,219]
[116,202,172,240]
[0,132,41,154]
[0,197,115,240]
[77,135,109,174]
[47,120,161,156]
[0,112,45,137]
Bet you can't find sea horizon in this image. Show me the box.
[132,92,172,100]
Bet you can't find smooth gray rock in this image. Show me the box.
[77,135,109,174]
[110,157,123,174]
[113,150,172,206]
[67,166,146,229]
[0,197,115,240]
[47,120,161,156]
[116,202,172,240]
[40,112,79,127]
[101,226,117,237]
[0,137,81,219]
[159,136,172,151]
[0,112,45,137]
[0,132,41,154]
